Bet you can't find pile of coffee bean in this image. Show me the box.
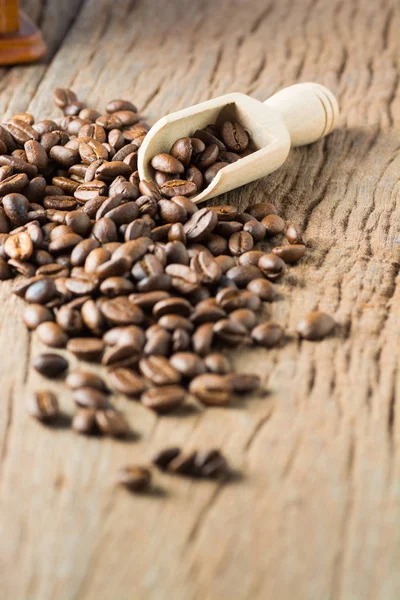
[150,120,254,196]
[0,88,336,493]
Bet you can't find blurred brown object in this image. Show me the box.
[0,0,46,65]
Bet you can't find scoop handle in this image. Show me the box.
[264,83,339,147]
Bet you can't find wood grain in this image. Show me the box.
[1,0,400,598]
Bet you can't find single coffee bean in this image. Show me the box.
[170,137,192,166]
[103,325,145,349]
[108,368,146,396]
[56,305,83,334]
[296,311,336,341]
[139,355,181,385]
[66,370,108,392]
[272,244,306,264]
[225,373,260,393]
[22,304,54,329]
[262,214,285,236]
[189,374,232,406]
[228,231,254,256]
[99,296,144,325]
[167,451,198,476]
[53,88,77,109]
[152,447,181,470]
[95,409,130,437]
[184,208,218,242]
[243,219,266,242]
[28,390,59,422]
[4,231,33,261]
[204,353,231,374]
[251,321,284,347]
[192,322,214,356]
[221,121,249,152]
[106,99,137,113]
[286,223,303,245]
[247,278,276,301]
[160,179,197,198]
[25,278,57,304]
[258,253,286,280]
[101,344,139,367]
[2,193,29,226]
[141,385,186,413]
[169,352,206,378]
[36,321,68,348]
[246,201,278,220]
[225,265,263,287]
[196,144,219,169]
[33,353,68,378]
[67,337,105,361]
[72,409,97,435]
[116,466,151,492]
[213,318,249,345]
[230,308,257,331]
[0,173,29,195]
[151,153,184,174]
[73,387,109,409]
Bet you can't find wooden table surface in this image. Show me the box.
[1,0,400,598]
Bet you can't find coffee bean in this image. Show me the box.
[247,278,276,301]
[170,138,192,166]
[101,344,139,367]
[152,447,181,470]
[262,214,285,236]
[141,385,185,413]
[296,311,336,340]
[213,319,249,345]
[151,153,184,174]
[192,322,214,356]
[72,409,97,435]
[169,352,206,378]
[99,296,144,325]
[196,144,219,169]
[95,409,130,437]
[67,337,105,361]
[22,304,54,329]
[53,88,77,109]
[106,99,137,114]
[56,305,83,334]
[225,265,263,287]
[246,201,278,220]
[251,321,284,347]
[225,373,260,393]
[28,390,59,422]
[258,253,286,280]
[108,368,146,396]
[3,193,29,226]
[116,465,151,492]
[4,231,33,261]
[73,387,109,409]
[33,353,68,378]
[25,278,57,304]
[168,451,198,476]
[221,121,249,152]
[228,231,254,256]
[184,208,217,242]
[36,321,68,348]
[189,374,232,406]
[0,173,28,196]
[230,308,257,331]
[160,179,197,198]
[272,244,306,264]
[286,223,303,245]
[204,353,231,374]
[66,370,108,392]
[190,250,221,284]
[139,355,181,385]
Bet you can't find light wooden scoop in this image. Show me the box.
[138,83,339,204]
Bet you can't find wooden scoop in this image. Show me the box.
[138,83,339,204]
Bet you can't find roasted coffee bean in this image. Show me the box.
[230,308,257,331]
[66,370,108,392]
[221,121,249,152]
[192,322,214,356]
[189,374,232,406]
[238,250,265,267]
[184,207,217,242]
[25,278,56,304]
[225,373,260,393]
[53,88,77,109]
[106,99,137,114]
[139,355,181,385]
[72,409,97,435]
[103,325,145,349]
[204,353,231,374]
[100,276,134,296]
[247,278,276,301]
[22,304,54,329]
[151,153,184,174]
[228,231,254,256]
[67,337,105,361]
[213,319,249,345]
[193,128,226,151]
[243,219,266,242]
[190,301,225,324]
[141,385,185,413]
[165,264,200,294]
[190,250,221,284]
[296,311,336,341]
[33,353,68,378]
[95,409,130,437]
[0,173,28,195]
[56,305,83,334]
[258,253,286,280]
[36,322,68,348]
[101,344,139,367]
[73,387,109,409]
[160,179,197,198]
[204,162,229,185]
[4,231,33,261]
[3,193,29,226]
[225,265,263,287]
[286,223,303,245]
[28,390,59,422]
[167,451,198,476]
[0,155,37,178]
[251,321,284,347]
[153,447,181,470]
[196,144,219,169]
[108,368,146,396]
[169,352,206,379]
[152,296,192,318]
[246,201,278,220]
[170,137,192,166]
[262,213,285,236]
[100,296,144,325]
[272,244,306,264]
[116,465,151,492]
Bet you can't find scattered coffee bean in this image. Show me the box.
[141,385,186,413]
[28,390,59,422]
[116,465,152,492]
[296,311,336,340]
[251,321,284,347]
[33,353,68,378]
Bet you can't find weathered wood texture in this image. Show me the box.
[1,0,400,598]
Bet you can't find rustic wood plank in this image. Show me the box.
[1,0,400,598]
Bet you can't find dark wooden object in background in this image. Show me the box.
[0,0,46,65]
[1,0,400,599]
